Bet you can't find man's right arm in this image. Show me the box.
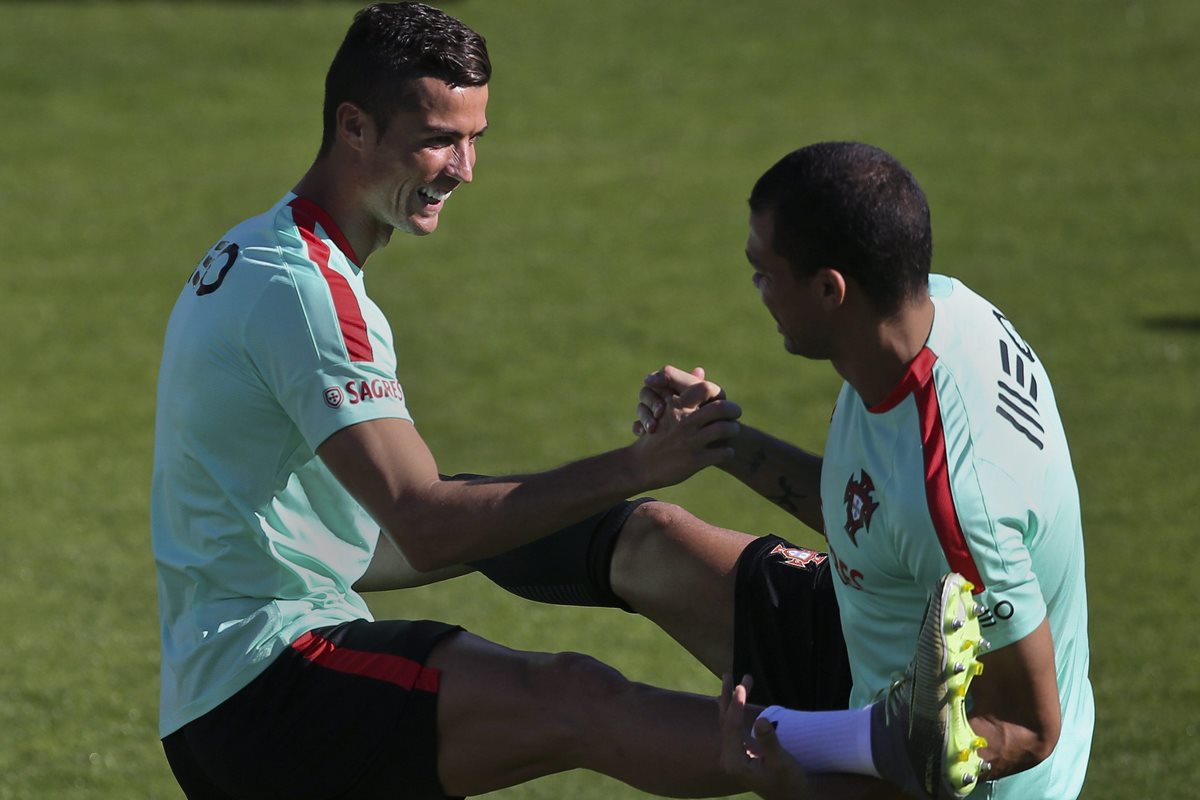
[637,365,825,535]
[319,378,740,573]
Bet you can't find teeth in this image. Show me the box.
[419,186,451,202]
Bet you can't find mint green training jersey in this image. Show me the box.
[151,195,412,737]
[820,276,1093,799]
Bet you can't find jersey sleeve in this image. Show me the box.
[952,457,1048,651]
[243,269,413,451]
[912,328,1049,653]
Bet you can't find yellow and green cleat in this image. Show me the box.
[937,576,991,796]
[874,572,992,799]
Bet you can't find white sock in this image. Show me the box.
[755,705,879,776]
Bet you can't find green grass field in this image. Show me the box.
[2,1,1197,797]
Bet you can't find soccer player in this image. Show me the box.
[634,142,1094,798]
[151,5,968,799]
[151,4,747,797]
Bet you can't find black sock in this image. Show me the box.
[452,473,652,611]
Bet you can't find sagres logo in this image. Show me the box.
[345,378,403,405]
[843,469,879,547]
[769,544,827,570]
[323,378,405,409]
[323,387,345,408]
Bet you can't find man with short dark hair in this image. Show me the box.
[638,142,1094,799]
[152,4,754,797]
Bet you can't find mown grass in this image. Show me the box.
[1,1,1196,797]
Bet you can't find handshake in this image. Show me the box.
[626,365,744,491]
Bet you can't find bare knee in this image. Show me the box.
[611,501,689,579]
[611,500,745,599]
[431,636,641,794]
[528,652,638,758]
[531,651,630,709]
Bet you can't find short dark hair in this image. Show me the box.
[319,2,491,156]
[749,142,932,315]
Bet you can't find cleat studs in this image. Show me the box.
[952,618,965,630]
[979,638,992,652]
[958,748,970,762]
[972,736,988,749]
[954,662,967,673]
[963,774,976,786]
[973,662,985,676]
[963,581,975,592]
[961,639,975,651]
[973,603,987,617]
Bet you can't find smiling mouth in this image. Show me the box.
[417,186,452,206]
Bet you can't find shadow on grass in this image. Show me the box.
[1140,315,1200,334]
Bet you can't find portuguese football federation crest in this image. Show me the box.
[769,543,827,570]
[843,469,880,547]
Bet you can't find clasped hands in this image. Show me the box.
[627,365,742,489]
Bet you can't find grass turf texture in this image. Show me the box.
[1,1,1197,797]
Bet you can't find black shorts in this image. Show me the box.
[162,618,461,800]
[732,534,852,711]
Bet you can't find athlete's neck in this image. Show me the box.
[831,294,935,408]
[293,158,387,265]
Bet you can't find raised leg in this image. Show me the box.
[425,631,747,798]
[611,502,756,676]
[459,485,758,678]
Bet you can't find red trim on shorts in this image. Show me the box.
[910,353,985,593]
[290,630,441,693]
[288,198,374,363]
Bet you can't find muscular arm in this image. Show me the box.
[718,422,825,535]
[320,419,646,571]
[320,384,739,572]
[636,366,825,533]
[352,528,473,592]
[969,617,1062,779]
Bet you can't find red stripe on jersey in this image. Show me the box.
[289,199,374,363]
[290,630,441,693]
[289,196,362,267]
[869,347,938,414]
[910,349,985,593]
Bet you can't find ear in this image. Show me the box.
[814,267,848,310]
[335,102,373,154]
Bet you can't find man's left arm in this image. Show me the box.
[935,460,1064,781]
[969,617,1062,780]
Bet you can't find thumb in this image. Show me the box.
[690,366,706,380]
[678,380,722,409]
[752,716,783,755]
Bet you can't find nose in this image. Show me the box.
[445,141,474,184]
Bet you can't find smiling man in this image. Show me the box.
[151,4,757,798]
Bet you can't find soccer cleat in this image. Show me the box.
[872,572,990,799]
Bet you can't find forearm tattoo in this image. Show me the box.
[771,475,807,514]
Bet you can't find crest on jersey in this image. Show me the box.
[843,469,880,547]
[323,386,345,409]
[769,543,827,570]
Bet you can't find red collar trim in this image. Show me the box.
[288,196,362,268]
[867,346,938,414]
